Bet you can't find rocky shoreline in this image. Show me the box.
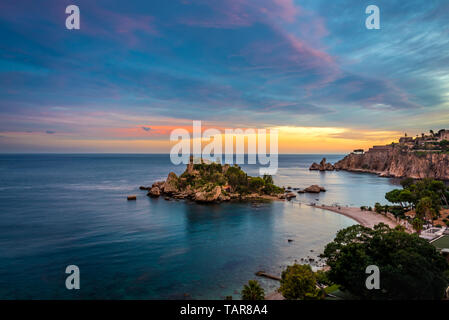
[138,157,327,204]
[140,157,287,203]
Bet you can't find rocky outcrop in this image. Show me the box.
[147,186,161,197]
[309,158,335,171]
[163,172,179,194]
[193,185,222,203]
[285,192,296,200]
[304,185,326,193]
[142,158,284,203]
[334,146,449,179]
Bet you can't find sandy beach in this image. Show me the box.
[312,204,399,229]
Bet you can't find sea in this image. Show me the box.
[0,154,401,299]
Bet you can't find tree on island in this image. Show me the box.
[241,280,265,300]
[321,223,449,300]
[278,264,324,300]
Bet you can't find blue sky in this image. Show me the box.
[0,0,448,152]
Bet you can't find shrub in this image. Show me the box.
[248,177,265,192]
[279,264,321,300]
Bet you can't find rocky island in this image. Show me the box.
[310,129,449,180]
[143,156,286,203]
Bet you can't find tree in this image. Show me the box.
[412,217,424,234]
[400,177,415,189]
[374,202,384,214]
[262,174,273,185]
[322,224,449,299]
[279,264,321,300]
[241,280,265,300]
[385,189,402,206]
[416,196,437,225]
[248,177,265,192]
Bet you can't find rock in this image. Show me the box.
[163,172,179,194]
[277,194,286,200]
[255,271,281,281]
[297,189,305,194]
[173,192,188,199]
[285,192,296,200]
[193,185,222,203]
[139,186,150,190]
[147,186,161,197]
[127,195,137,201]
[218,193,231,201]
[152,181,165,188]
[309,157,335,171]
[304,185,326,193]
[164,197,171,201]
[288,239,294,242]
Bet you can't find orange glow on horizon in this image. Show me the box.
[0,126,402,154]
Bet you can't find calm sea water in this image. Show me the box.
[0,154,400,299]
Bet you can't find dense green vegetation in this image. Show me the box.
[180,163,283,196]
[321,223,449,300]
[278,264,326,300]
[380,178,449,223]
[241,280,265,300]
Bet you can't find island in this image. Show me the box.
[144,156,285,203]
[310,129,449,180]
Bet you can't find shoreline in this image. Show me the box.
[265,204,403,300]
[311,204,399,229]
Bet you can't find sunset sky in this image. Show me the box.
[1,0,448,153]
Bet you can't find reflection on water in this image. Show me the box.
[0,154,397,299]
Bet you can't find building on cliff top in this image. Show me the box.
[395,129,449,150]
[369,145,394,152]
[436,129,449,141]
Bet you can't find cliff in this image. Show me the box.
[334,147,449,180]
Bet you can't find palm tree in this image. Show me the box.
[241,280,265,300]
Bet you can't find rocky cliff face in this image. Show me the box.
[334,147,449,179]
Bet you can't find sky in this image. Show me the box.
[0,0,448,153]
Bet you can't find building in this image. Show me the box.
[399,136,414,144]
[437,129,449,141]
